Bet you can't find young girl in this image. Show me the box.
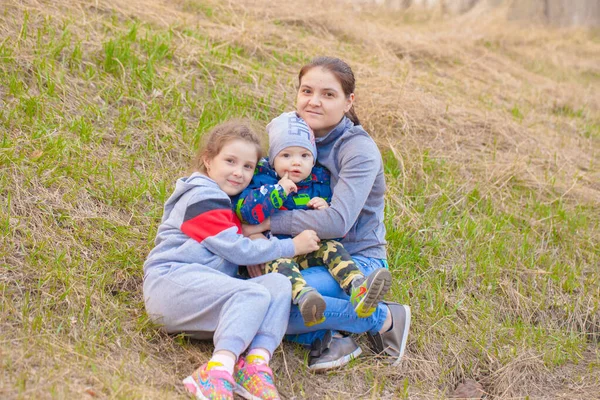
[143,121,320,400]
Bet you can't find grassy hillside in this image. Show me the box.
[1,0,599,398]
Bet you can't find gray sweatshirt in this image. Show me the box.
[270,115,387,259]
[144,173,296,277]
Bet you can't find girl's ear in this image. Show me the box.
[344,93,355,113]
[203,157,211,172]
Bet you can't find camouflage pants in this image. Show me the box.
[265,240,362,303]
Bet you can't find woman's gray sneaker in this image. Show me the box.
[308,335,362,372]
[367,302,411,366]
[308,330,332,359]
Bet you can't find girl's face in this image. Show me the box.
[204,139,258,196]
[296,67,354,137]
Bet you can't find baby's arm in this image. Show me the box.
[236,184,287,224]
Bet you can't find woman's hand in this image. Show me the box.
[292,230,320,256]
[308,197,329,210]
[242,218,271,237]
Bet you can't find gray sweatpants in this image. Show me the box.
[143,263,292,357]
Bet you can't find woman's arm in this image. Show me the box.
[270,136,380,239]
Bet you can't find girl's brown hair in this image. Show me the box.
[191,120,263,173]
[298,56,360,125]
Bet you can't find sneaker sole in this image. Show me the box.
[355,269,392,318]
[307,346,363,373]
[392,305,411,367]
[182,376,210,400]
[233,384,262,400]
[299,292,326,326]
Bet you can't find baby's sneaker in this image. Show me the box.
[234,357,281,400]
[182,362,235,400]
[350,269,392,318]
[297,289,326,327]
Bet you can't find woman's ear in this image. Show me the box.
[344,93,355,113]
[203,157,211,172]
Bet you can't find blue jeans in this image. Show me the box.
[285,256,389,346]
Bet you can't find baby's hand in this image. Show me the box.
[308,197,329,210]
[278,172,297,196]
[293,230,320,256]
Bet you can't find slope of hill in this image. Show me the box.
[1,0,598,398]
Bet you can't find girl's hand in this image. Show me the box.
[242,218,271,236]
[247,264,265,278]
[308,197,329,210]
[292,230,320,256]
[278,172,297,195]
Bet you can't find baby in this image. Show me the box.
[234,112,391,326]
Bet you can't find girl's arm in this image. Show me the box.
[203,225,319,266]
[180,189,295,265]
[203,226,294,266]
[270,135,380,239]
[180,186,319,265]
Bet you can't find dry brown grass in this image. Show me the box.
[1,0,599,399]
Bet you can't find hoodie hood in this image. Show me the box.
[161,172,213,223]
[172,172,209,199]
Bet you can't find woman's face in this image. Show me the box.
[296,67,354,137]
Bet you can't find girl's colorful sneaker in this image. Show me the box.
[234,357,281,400]
[349,268,392,318]
[182,363,235,400]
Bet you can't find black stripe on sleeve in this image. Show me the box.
[183,197,232,222]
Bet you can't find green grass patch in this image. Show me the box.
[1,2,599,399]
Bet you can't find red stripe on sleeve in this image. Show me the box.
[231,213,242,232]
[181,209,242,243]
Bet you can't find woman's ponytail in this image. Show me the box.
[345,106,360,126]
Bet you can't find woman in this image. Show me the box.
[246,56,411,371]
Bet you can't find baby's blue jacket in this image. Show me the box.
[232,158,331,237]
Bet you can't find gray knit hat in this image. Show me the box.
[267,112,317,166]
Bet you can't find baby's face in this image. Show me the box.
[273,146,314,183]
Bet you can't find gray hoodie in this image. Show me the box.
[270,115,387,259]
[144,173,296,277]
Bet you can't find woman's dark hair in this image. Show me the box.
[298,56,360,125]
